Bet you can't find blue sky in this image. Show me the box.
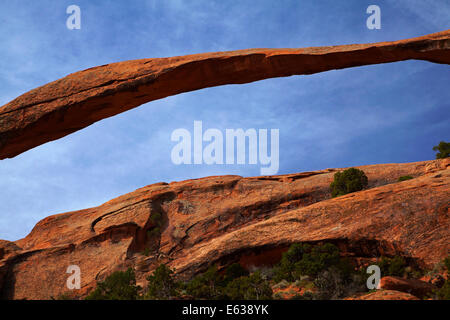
[0,0,449,241]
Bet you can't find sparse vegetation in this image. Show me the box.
[225,271,273,300]
[85,268,140,300]
[271,243,366,299]
[431,256,450,300]
[184,265,226,299]
[84,244,436,300]
[398,175,413,182]
[272,243,345,281]
[225,262,249,281]
[141,247,150,256]
[432,141,450,159]
[144,264,179,299]
[313,265,365,299]
[295,243,342,277]
[53,292,74,300]
[148,212,163,237]
[140,212,164,256]
[290,291,314,300]
[435,280,450,300]
[330,168,368,197]
[378,255,406,277]
[179,263,272,300]
[444,256,450,271]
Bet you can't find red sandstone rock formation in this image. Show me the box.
[0,158,448,299]
[0,30,449,159]
[347,290,420,300]
[379,276,437,299]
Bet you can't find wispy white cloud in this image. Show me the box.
[393,0,450,30]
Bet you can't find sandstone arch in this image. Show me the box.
[0,30,449,159]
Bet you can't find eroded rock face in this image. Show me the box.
[348,290,420,300]
[0,159,448,299]
[379,276,437,299]
[0,30,449,159]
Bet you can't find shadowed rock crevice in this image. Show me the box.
[128,198,172,256]
[177,238,422,281]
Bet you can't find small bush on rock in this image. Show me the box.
[273,243,346,282]
[378,256,406,277]
[330,168,368,197]
[444,256,450,271]
[435,280,450,300]
[145,264,179,299]
[433,141,450,159]
[225,263,249,282]
[224,271,272,300]
[184,265,226,299]
[85,268,140,300]
[398,175,413,182]
[313,266,365,300]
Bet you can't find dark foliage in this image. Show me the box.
[378,256,406,277]
[184,265,226,299]
[85,268,140,300]
[225,271,273,300]
[432,141,450,159]
[145,264,178,299]
[330,168,368,197]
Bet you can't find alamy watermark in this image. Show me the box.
[171,121,279,175]
[64,5,380,31]
[366,5,381,30]
[66,265,81,290]
[366,264,381,289]
[66,5,81,30]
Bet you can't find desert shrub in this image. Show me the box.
[85,268,140,300]
[434,280,450,300]
[444,256,450,271]
[54,292,74,300]
[378,256,406,277]
[224,271,272,300]
[184,265,226,299]
[225,263,249,282]
[146,211,163,238]
[290,291,314,300]
[426,256,450,300]
[273,243,346,282]
[313,266,366,300]
[398,175,413,182]
[141,213,164,254]
[272,243,311,282]
[405,266,424,279]
[330,168,368,197]
[145,264,178,299]
[249,265,274,280]
[151,211,162,225]
[141,247,150,256]
[294,278,314,289]
[182,264,271,300]
[432,141,450,159]
[294,243,341,277]
[147,228,160,238]
[272,279,290,290]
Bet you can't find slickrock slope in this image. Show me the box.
[1,30,449,159]
[347,290,420,300]
[0,159,448,300]
[378,276,437,299]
